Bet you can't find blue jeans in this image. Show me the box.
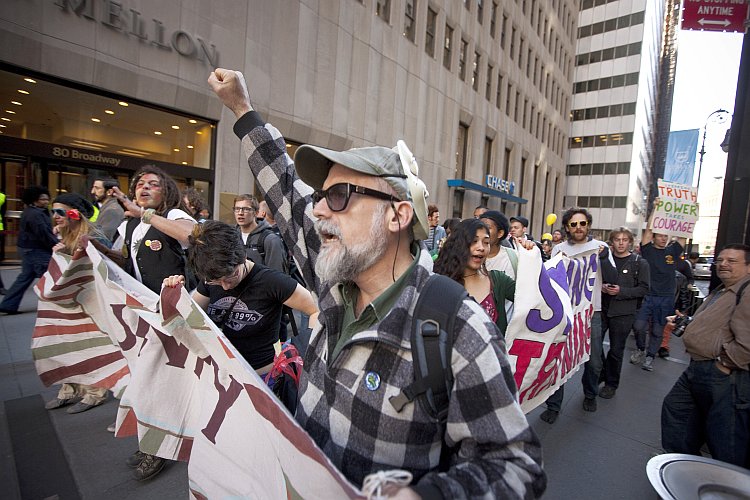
[662,360,750,467]
[633,295,674,358]
[546,311,603,411]
[0,247,51,312]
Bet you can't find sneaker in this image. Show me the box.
[630,349,646,365]
[657,347,670,358]
[642,356,654,371]
[44,397,81,410]
[126,450,147,468]
[599,386,616,399]
[133,454,166,481]
[107,422,117,433]
[582,397,597,412]
[540,409,559,424]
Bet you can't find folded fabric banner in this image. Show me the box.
[32,250,131,397]
[505,247,596,412]
[33,246,361,499]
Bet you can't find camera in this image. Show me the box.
[672,315,693,337]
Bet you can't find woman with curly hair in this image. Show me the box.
[434,218,533,336]
[108,165,197,294]
[45,193,112,414]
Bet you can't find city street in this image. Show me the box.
[0,266,695,499]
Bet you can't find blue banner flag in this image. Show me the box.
[664,129,700,185]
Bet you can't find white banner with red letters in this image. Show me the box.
[32,246,361,499]
[506,245,597,413]
[32,243,594,494]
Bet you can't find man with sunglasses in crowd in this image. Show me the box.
[209,68,545,499]
[630,218,686,372]
[540,208,616,423]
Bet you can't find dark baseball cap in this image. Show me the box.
[510,215,529,228]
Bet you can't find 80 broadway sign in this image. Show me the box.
[682,0,749,32]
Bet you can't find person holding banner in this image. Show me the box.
[540,208,616,423]
[162,220,317,379]
[43,193,112,414]
[630,223,685,372]
[100,166,197,481]
[208,68,545,499]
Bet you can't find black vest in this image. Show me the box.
[123,217,187,294]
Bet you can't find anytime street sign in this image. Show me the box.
[682,0,749,32]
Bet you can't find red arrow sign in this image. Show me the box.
[682,0,749,32]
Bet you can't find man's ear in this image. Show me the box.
[388,201,414,234]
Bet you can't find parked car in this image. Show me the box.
[693,255,713,279]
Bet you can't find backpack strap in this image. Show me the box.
[388,274,468,424]
[245,226,273,264]
[736,280,749,306]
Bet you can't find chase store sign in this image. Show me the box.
[54,0,219,66]
[485,175,516,195]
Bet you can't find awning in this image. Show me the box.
[447,179,527,204]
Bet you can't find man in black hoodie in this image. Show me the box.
[0,186,57,314]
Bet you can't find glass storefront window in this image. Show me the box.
[0,68,213,169]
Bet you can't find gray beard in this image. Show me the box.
[314,205,389,284]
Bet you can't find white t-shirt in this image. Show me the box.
[113,208,195,283]
[485,247,517,279]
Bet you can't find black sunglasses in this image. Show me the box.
[51,208,68,217]
[311,183,400,212]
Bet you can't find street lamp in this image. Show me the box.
[696,108,730,191]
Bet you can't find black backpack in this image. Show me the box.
[246,226,307,288]
[388,274,468,471]
[389,274,468,423]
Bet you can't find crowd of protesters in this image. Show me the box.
[2,67,746,497]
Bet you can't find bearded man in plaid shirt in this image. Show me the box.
[209,68,545,499]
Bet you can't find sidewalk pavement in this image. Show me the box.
[0,264,691,499]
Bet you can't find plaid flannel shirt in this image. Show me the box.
[234,111,545,499]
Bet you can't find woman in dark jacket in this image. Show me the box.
[0,186,57,314]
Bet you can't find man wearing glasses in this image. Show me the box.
[232,194,286,273]
[540,208,616,423]
[209,68,545,499]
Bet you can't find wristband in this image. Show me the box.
[141,208,156,224]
